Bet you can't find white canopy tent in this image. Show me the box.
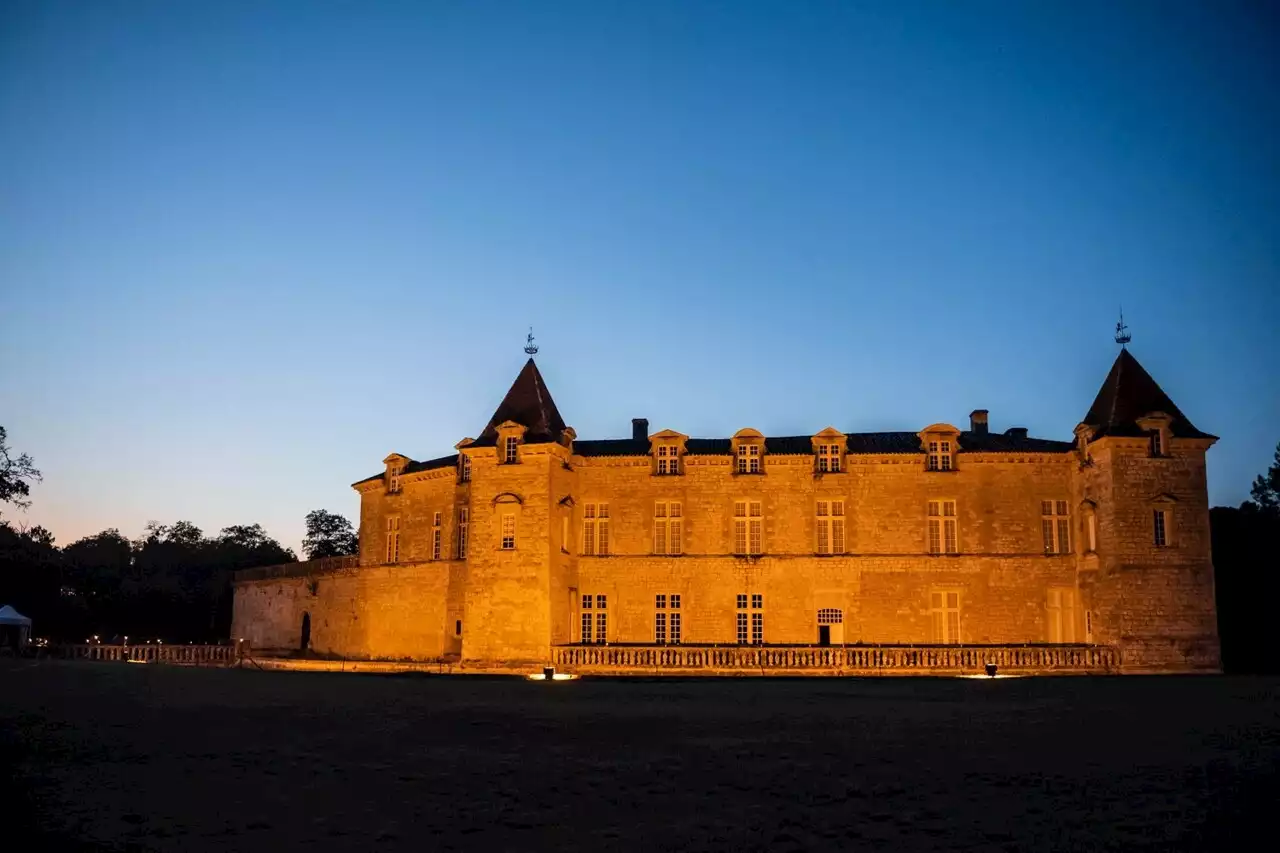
[0,604,32,649]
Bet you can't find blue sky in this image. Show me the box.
[2,1,1276,553]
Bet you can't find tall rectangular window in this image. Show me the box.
[388,467,402,493]
[670,594,681,644]
[503,436,519,464]
[1047,588,1077,643]
[1149,430,1164,457]
[431,511,442,560]
[927,440,953,472]
[930,590,961,643]
[733,500,763,555]
[459,455,471,483]
[656,445,679,475]
[736,443,761,474]
[654,501,683,555]
[583,503,610,555]
[581,594,593,643]
[595,594,607,644]
[735,593,761,644]
[384,516,401,563]
[456,507,469,558]
[816,500,846,554]
[927,500,958,554]
[655,611,667,644]
[500,514,516,550]
[1041,500,1071,554]
[817,444,842,473]
[1153,509,1169,546]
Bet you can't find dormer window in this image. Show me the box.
[503,436,519,464]
[383,454,409,493]
[737,444,761,474]
[811,428,846,475]
[1149,430,1164,457]
[649,430,688,477]
[817,444,842,473]
[1136,413,1172,459]
[388,467,402,493]
[927,440,953,471]
[459,454,472,483]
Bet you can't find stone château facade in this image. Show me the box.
[232,346,1221,673]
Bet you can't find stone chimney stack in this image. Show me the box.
[632,418,649,441]
[969,409,989,435]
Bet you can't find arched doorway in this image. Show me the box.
[300,612,311,652]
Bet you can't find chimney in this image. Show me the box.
[969,409,989,435]
[632,418,649,441]
[1005,427,1028,440]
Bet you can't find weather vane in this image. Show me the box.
[524,327,539,355]
[1114,308,1131,348]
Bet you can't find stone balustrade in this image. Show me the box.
[553,643,1119,675]
[54,643,238,666]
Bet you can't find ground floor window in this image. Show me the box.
[581,594,607,643]
[930,590,961,644]
[1047,588,1078,643]
[654,593,682,644]
[737,593,763,644]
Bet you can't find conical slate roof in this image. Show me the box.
[1082,349,1213,440]
[473,358,568,446]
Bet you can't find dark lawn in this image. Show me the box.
[2,661,1278,852]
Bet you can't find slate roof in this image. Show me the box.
[1083,349,1214,440]
[470,358,568,448]
[568,430,1072,457]
[352,453,458,486]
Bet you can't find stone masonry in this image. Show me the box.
[231,347,1220,673]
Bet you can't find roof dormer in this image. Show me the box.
[917,424,960,472]
[732,428,765,475]
[811,427,846,474]
[649,429,688,476]
[383,453,411,493]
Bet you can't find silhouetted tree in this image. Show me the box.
[302,509,358,559]
[1248,441,1280,516]
[0,426,41,514]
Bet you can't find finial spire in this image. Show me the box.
[524,326,539,356]
[1114,308,1131,348]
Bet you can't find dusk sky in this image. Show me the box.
[2,1,1277,555]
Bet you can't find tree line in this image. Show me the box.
[0,426,357,643]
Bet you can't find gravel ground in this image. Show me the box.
[2,660,1277,852]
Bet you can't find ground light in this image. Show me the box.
[526,667,576,681]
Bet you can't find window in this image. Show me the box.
[1149,430,1164,457]
[1084,507,1097,553]
[561,515,569,553]
[581,594,606,643]
[459,454,471,483]
[655,610,667,643]
[500,513,516,550]
[455,619,462,637]
[733,500,763,555]
[817,444,842,473]
[503,436,519,464]
[927,440,953,472]
[583,503,610,555]
[736,593,763,644]
[927,500,958,554]
[816,500,846,554]
[388,469,401,493]
[1041,500,1070,555]
[654,594,681,644]
[930,590,961,643]
[670,594,681,644]
[1047,588,1077,643]
[456,507,469,558]
[384,516,401,563]
[736,443,761,474]
[1085,610,1094,642]
[817,608,842,625]
[654,501,683,555]
[656,444,679,475]
[1153,509,1169,547]
[431,512,442,560]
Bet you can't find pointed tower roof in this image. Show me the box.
[473,358,568,446]
[1082,349,1213,440]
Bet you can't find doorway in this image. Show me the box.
[817,608,843,645]
[300,612,311,652]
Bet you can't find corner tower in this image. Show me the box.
[459,357,576,665]
[1075,348,1220,671]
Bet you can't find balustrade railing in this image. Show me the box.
[554,644,1118,674]
[53,643,238,666]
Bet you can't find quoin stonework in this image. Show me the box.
[232,346,1220,674]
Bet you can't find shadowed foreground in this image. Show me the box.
[2,662,1277,852]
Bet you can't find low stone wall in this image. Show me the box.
[553,644,1120,675]
[53,643,238,666]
